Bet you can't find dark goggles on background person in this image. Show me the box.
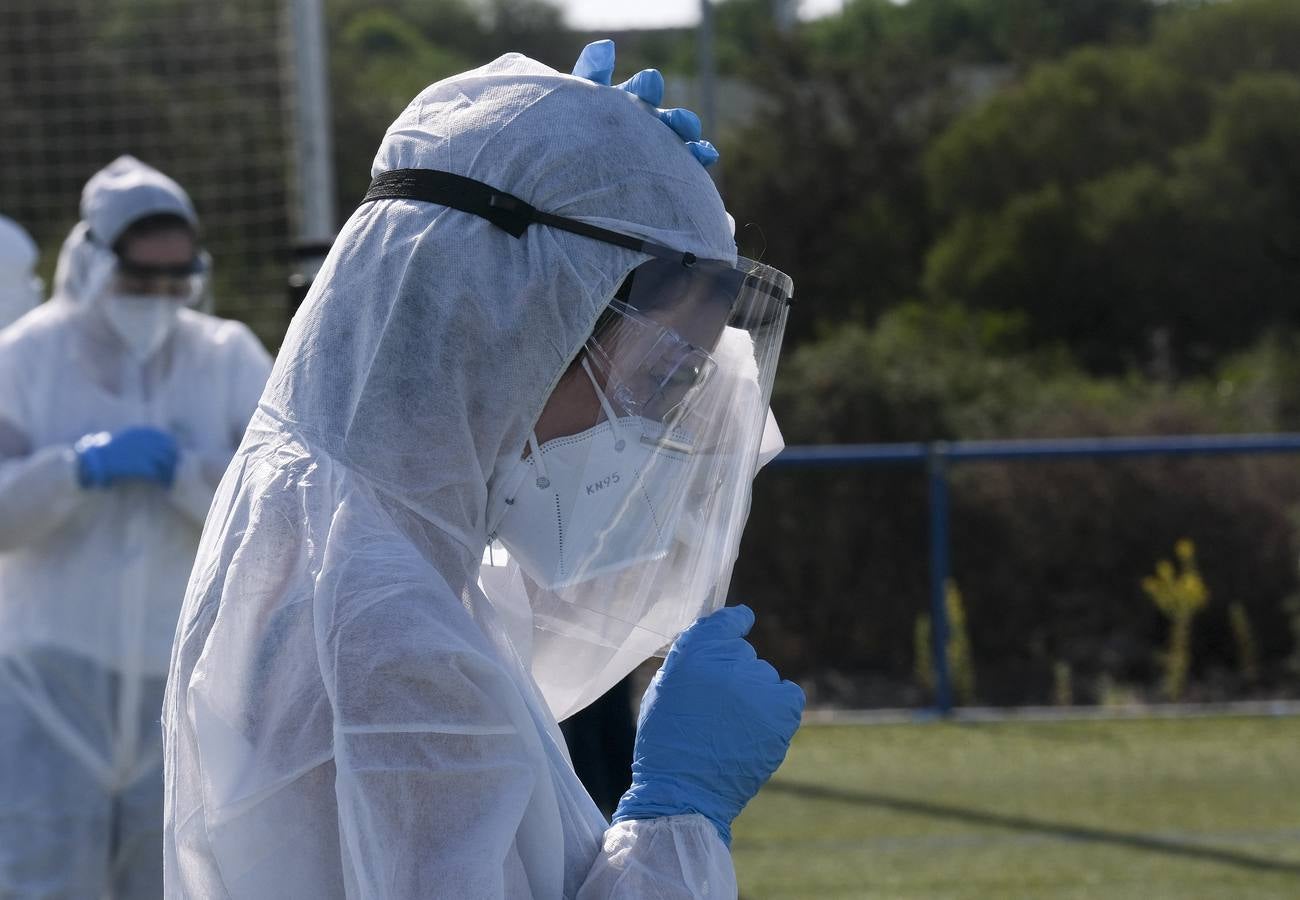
[362,169,794,423]
[112,253,207,299]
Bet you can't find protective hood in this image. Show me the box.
[81,155,198,248]
[265,52,735,716]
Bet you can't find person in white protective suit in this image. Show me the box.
[163,44,803,899]
[0,214,43,330]
[0,155,273,897]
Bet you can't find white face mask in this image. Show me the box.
[492,416,694,591]
[101,293,180,361]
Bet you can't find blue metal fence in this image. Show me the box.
[768,433,1300,713]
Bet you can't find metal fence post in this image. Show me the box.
[927,443,955,714]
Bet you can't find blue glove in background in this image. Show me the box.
[572,39,720,168]
[612,605,805,846]
[76,426,179,489]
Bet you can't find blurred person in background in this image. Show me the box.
[163,43,801,899]
[0,155,273,897]
[0,214,43,331]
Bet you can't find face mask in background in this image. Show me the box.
[101,293,180,361]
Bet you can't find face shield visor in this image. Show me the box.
[363,170,793,720]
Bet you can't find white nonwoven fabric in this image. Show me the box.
[163,52,741,898]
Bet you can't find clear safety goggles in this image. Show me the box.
[581,254,789,436]
[588,298,715,424]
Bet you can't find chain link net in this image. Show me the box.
[0,0,296,347]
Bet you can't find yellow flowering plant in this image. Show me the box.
[1141,539,1208,701]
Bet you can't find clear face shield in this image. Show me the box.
[485,256,791,719]
[362,169,794,720]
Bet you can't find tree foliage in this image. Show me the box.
[721,0,1166,349]
[923,0,1300,372]
[807,0,1153,65]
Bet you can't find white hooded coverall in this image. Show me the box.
[163,53,744,898]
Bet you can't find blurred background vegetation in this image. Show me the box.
[715,0,1300,706]
[9,0,1300,705]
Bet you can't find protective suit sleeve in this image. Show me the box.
[0,428,86,552]
[577,816,737,899]
[316,505,546,898]
[0,347,90,551]
[165,320,272,526]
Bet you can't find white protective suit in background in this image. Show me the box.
[0,206,272,893]
[0,214,43,330]
[164,53,747,898]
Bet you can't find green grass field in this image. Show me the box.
[731,717,1300,899]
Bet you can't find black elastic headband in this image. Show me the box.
[363,169,693,264]
[363,169,795,309]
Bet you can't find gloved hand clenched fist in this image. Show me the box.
[76,426,178,489]
[612,605,805,845]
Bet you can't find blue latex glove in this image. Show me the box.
[612,605,805,845]
[572,39,720,168]
[76,426,179,489]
